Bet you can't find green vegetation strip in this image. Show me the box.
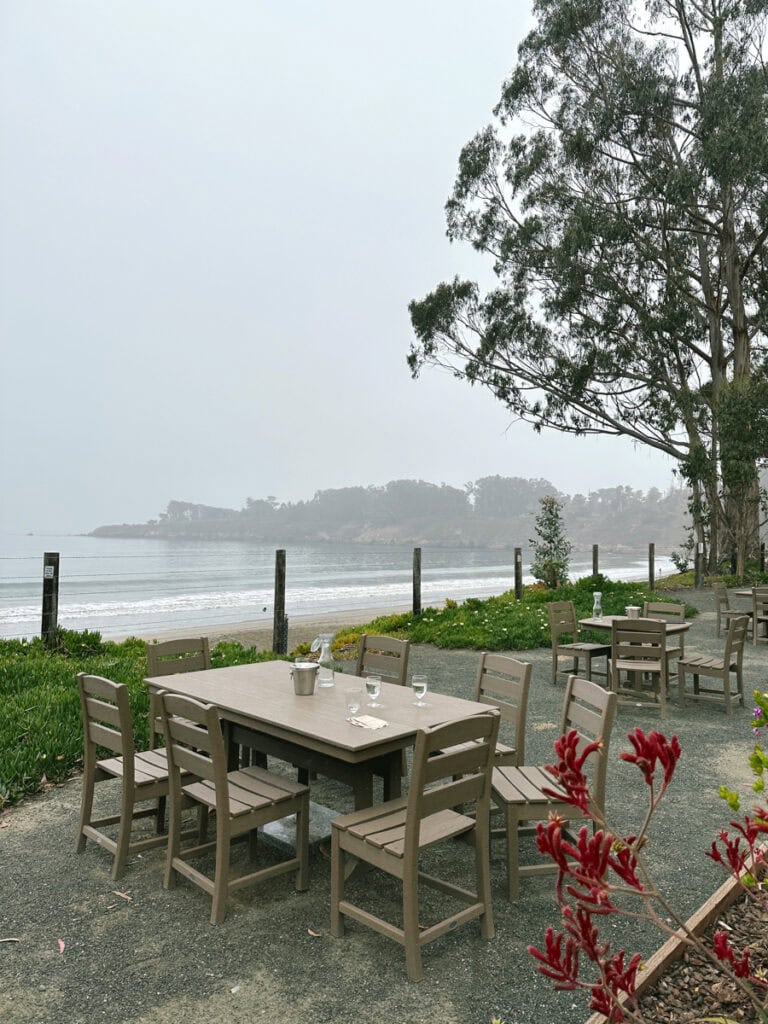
[0,579,694,808]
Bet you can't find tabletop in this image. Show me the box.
[146,660,488,764]
[579,615,691,635]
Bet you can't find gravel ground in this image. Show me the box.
[1,588,765,1024]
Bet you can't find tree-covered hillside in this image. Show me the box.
[91,477,690,551]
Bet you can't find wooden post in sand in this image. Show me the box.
[412,547,422,616]
[41,552,60,646]
[272,549,287,654]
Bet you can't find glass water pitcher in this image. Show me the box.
[311,633,335,688]
[592,591,603,618]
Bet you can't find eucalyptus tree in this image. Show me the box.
[409,0,768,573]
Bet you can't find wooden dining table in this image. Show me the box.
[579,614,691,638]
[146,660,488,812]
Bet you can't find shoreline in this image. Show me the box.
[114,603,414,650]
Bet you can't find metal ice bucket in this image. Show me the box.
[290,661,319,696]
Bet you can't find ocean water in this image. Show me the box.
[0,533,673,641]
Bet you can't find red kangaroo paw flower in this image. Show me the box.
[620,729,681,793]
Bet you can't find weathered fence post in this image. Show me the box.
[272,549,287,654]
[412,547,421,616]
[761,542,766,574]
[514,547,523,600]
[592,544,599,577]
[694,541,705,590]
[41,551,60,646]
[648,543,655,592]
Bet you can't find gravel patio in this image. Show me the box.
[1,588,764,1024]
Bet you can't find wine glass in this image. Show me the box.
[411,674,428,707]
[365,674,382,708]
[345,687,362,719]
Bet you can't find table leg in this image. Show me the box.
[382,754,402,803]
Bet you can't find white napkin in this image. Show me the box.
[347,714,388,729]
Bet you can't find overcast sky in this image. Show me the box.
[0,1,677,536]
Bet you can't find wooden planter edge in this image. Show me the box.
[584,866,747,1024]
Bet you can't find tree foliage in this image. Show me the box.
[530,495,572,587]
[409,0,768,572]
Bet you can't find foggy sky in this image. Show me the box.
[0,1,676,536]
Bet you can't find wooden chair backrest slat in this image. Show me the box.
[355,635,410,685]
[420,775,487,819]
[84,695,122,730]
[712,582,729,609]
[423,742,492,785]
[87,720,126,755]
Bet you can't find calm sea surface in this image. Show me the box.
[0,533,673,640]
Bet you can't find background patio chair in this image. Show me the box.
[712,582,753,639]
[678,614,749,714]
[158,690,310,924]
[330,710,499,981]
[355,633,411,685]
[353,633,411,776]
[490,675,617,899]
[641,600,687,665]
[547,600,610,686]
[443,653,530,768]
[752,587,768,646]
[76,673,176,879]
[610,617,671,717]
[146,637,212,747]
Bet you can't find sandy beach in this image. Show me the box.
[124,603,414,650]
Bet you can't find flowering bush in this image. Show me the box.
[528,719,768,1023]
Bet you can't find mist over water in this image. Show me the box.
[0,534,673,640]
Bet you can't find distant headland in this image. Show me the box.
[90,477,689,552]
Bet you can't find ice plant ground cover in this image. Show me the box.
[529,714,768,1023]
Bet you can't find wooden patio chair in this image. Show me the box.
[641,600,687,662]
[547,600,610,686]
[146,637,212,746]
[610,617,671,717]
[158,690,310,924]
[75,673,176,880]
[355,634,411,685]
[712,582,753,639]
[677,614,749,715]
[443,653,531,768]
[330,710,500,981]
[490,675,617,899]
[753,587,768,646]
[354,633,411,776]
